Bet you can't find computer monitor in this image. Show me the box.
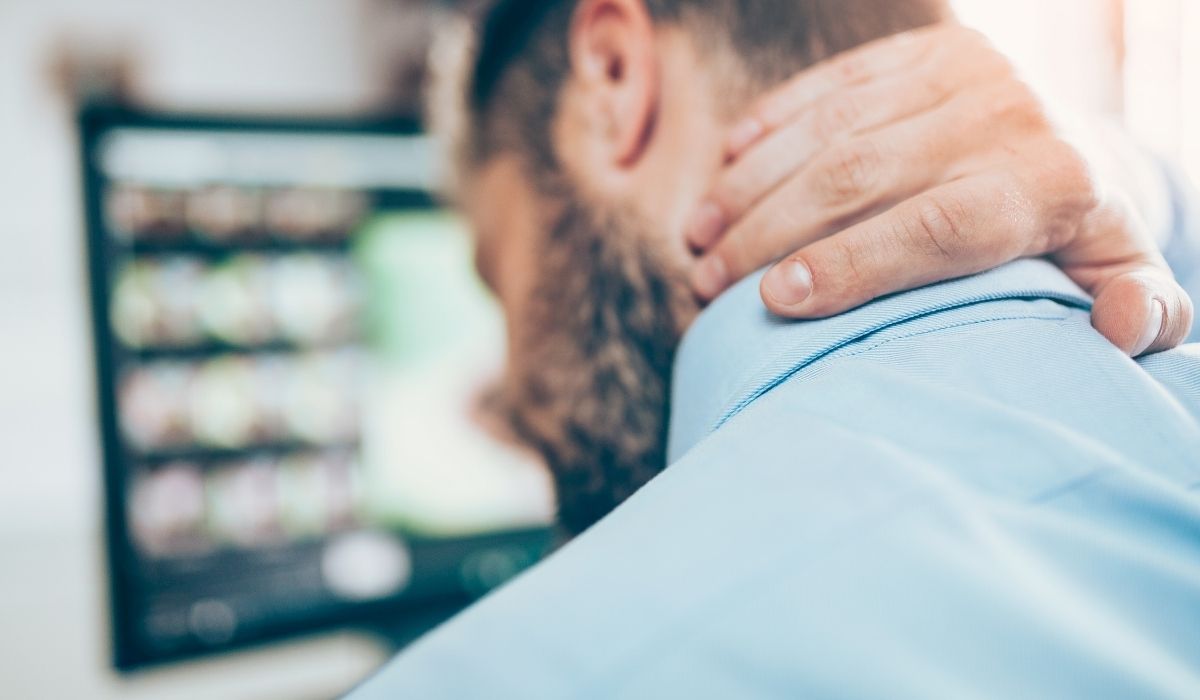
[80,105,555,670]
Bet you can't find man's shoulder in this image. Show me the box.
[1138,343,1200,416]
[706,305,1200,491]
[351,316,1200,698]
[349,263,1200,700]
[670,260,1200,464]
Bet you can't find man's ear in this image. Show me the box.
[567,0,658,168]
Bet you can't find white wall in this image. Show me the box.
[952,0,1123,114]
[1125,0,1200,185]
[0,2,390,697]
[955,0,1200,185]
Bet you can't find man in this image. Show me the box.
[350,0,1200,696]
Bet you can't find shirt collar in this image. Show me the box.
[667,259,1094,463]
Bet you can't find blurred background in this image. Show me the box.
[0,0,1196,698]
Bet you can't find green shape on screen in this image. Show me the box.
[354,211,500,365]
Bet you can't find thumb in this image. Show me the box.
[1088,267,1194,357]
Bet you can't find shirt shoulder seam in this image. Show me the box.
[711,308,1074,435]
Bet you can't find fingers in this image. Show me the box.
[690,102,978,300]
[1055,196,1194,356]
[753,170,1198,355]
[757,174,1030,318]
[686,52,1009,254]
[1090,269,1195,357]
[724,23,985,157]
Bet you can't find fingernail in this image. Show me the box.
[726,118,764,157]
[1131,297,1167,357]
[692,256,729,300]
[685,201,725,251]
[764,259,813,307]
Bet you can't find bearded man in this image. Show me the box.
[350,0,1200,696]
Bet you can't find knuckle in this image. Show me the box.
[712,170,755,214]
[984,47,1018,79]
[1031,142,1102,239]
[755,77,808,128]
[902,196,970,261]
[959,26,994,52]
[999,181,1053,255]
[834,53,870,84]
[1053,143,1102,210]
[813,139,880,207]
[812,95,861,143]
[961,41,1016,85]
[989,80,1050,131]
[826,236,868,293]
[918,67,954,101]
[942,26,996,61]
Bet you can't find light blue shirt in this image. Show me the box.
[349,171,1200,699]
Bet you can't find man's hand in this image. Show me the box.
[685,22,1193,357]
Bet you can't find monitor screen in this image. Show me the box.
[81,107,555,669]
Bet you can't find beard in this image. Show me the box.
[491,193,693,535]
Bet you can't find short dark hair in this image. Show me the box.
[463,0,947,181]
